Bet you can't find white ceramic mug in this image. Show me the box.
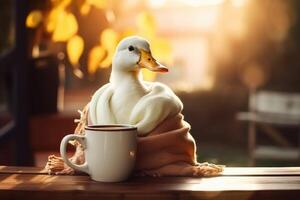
[60,125,137,182]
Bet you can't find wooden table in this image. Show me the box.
[1,166,300,200]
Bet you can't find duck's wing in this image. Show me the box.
[89,83,117,125]
[129,82,183,136]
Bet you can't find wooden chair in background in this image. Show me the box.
[237,90,300,166]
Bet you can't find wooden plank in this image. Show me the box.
[222,167,300,176]
[237,112,300,126]
[1,190,300,200]
[1,166,300,176]
[180,191,300,200]
[250,91,300,116]
[0,173,300,192]
[0,166,300,200]
[0,166,47,174]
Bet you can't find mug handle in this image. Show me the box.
[60,134,89,174]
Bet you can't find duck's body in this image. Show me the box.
[89,36,183,136]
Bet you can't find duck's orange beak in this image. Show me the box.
[137,49,168,73]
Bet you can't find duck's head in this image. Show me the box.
[112,36,168,73]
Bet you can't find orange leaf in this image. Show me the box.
[100,28,118,50]
[67,35,84,65]
[80,2,91,15]
[52,10,78,42]
[88,46,106,74]
[26,10,43,28]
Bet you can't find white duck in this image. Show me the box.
[89,36,183,135]
[47,36,223,176]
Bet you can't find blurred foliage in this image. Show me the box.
[25,0,172,80]
[2,0,300,90]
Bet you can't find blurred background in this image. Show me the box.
[0,0,300,167]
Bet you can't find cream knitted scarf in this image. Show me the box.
[89,82,183,136]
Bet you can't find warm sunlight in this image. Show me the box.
[21,0,298,91]
[1,1,300,198]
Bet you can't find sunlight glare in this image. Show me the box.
[180,0,225,7]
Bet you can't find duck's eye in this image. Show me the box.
[128,45,134,51]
